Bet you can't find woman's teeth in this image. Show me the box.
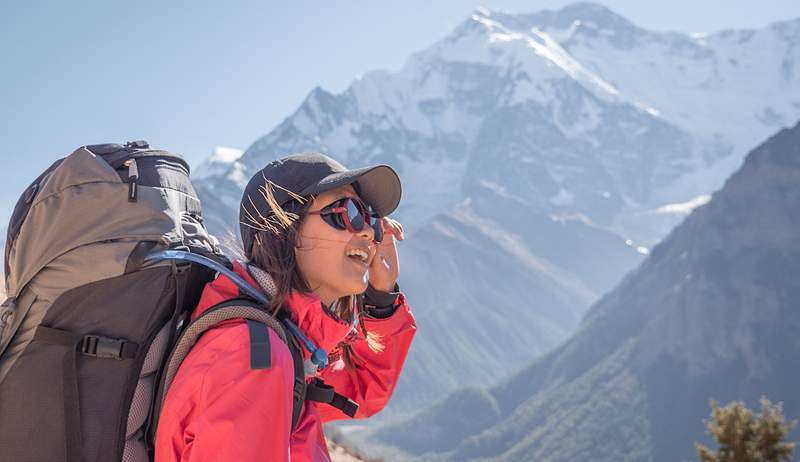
[346,249,368,262]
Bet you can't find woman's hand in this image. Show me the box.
[368,217,404,292]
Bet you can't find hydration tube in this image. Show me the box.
[146,249,329,369]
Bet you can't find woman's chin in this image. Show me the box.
[348,276,369,295]
[353,277,369,294]
[330,259,369,296]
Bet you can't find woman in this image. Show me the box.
[154,152,417,461]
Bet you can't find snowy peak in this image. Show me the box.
[545,2,636,28]
[415,9,629,108]
[474,3,636,30]
[192,146,243,180]
[474,2,646,49]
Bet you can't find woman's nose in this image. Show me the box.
[357,219,375,242]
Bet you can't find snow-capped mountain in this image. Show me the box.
[481,3,800,214]
[193,2,800,412]
[199,3,800,246]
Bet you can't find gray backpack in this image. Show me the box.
[0,141,226,461]
[0,142,357,462]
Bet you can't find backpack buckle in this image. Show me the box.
[80,335,133,360]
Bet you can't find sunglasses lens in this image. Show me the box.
[318,199,347,230]
[321,214,344,230]
[346,199,366,230]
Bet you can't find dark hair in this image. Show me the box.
[241,180,383,366]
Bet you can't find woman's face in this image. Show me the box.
[294,184,376,307]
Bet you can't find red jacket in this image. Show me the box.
[154,262,416,461]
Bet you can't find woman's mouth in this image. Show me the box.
[345,248,369,269]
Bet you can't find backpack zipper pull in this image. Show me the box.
[126,159,139,202]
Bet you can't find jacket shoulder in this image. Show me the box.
[168,320,296,407]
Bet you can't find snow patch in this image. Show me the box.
[226,162,250,190]
[192,146,244,180]
[550,188,575,206]
[479,179,524,202]
[526,29,620,98]
[211,146,244,163]
[654,194,711,214]
[321,120,360,163]
[474,6,491,17]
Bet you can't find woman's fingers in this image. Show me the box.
[380,217,405,241]
[369,217,402,290]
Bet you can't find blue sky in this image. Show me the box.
[1,0,798,223]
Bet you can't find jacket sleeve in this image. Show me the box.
[158,323,296,462]
[317,292,417,422]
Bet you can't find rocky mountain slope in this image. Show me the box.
[368,121,800,461]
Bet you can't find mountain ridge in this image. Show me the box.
[368,120,800,461]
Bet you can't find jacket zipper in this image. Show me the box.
[126,159,139,202]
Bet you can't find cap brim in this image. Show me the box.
[300,164,402,217]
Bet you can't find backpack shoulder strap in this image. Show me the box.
[277,314,308,432]
[243,307,306,431]
[245,319,272,369]
[150,298,307,440]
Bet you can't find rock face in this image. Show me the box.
[192,3,800,411]
[369,122,800,461]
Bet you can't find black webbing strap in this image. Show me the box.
[273,308,360,424]
[33,326,140,462]
[32,325,80,347]
[305,378,359,418]
[62,343,82,462]
[285,332,306,432]
[246,320,271,369]
[33,326,82,462]
[33,325,139,362]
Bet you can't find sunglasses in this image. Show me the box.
[307,197,383,243]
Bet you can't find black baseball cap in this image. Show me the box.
[239,151,402,254]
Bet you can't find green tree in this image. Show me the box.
[696,396,796,462]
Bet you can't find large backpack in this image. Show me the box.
[0,142,355,462]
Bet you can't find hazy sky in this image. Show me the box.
[1,0,798,223]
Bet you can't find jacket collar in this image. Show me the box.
[191,261,355,355]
